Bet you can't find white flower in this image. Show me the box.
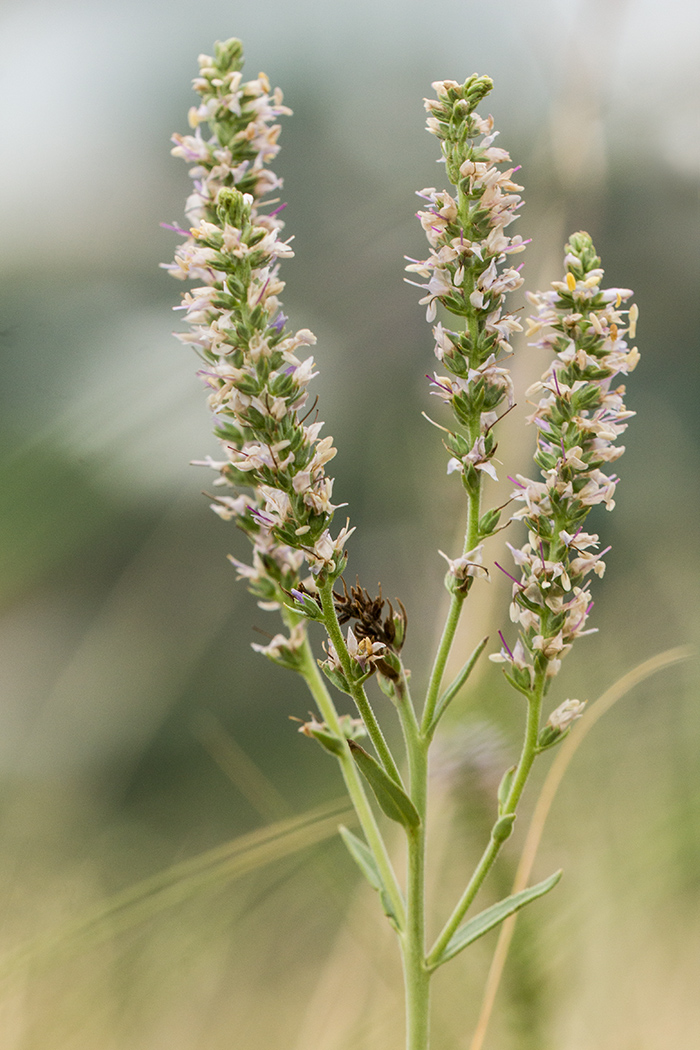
[547,698,586,731]
[439,545,490,581]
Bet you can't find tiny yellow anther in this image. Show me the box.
[566,272,576,292]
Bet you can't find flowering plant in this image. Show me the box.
[165,39,640,1050]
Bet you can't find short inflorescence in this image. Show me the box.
[406,76,527,577]
[491,231,639,693]
[165,40,352,658]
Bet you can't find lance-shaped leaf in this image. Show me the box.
[339,826,401,930]
[348,741,420,829]
[426,637,488,736]
[430,870,562,969]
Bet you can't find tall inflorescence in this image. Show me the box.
[492,231,639,715]
[405,76,527,587]
[165,39,352,664]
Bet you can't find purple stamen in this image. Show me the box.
[498,630,514,660]
[160,221,190,237]
[553,370,562,396]
[539,541,547,570]
[255,277,271,305]
[494,561,525,588]
[269,202,287,217]
[507,475,525,489]
[563,526,582,549]
[250,507,274,525]
[427,374,452,394]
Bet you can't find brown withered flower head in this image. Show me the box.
[332,579,407,653]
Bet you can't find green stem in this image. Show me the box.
[298,636,406,929]
[427,671,545,968]
[421,471,482,734]
[318,579,403,785]
[404,824,431,1050]
[421,592,465,735]
[396,671,431,1050]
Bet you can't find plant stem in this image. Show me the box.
[421,591,465,735]
[298,635,406,928]
[427,671,545,968]
[396,671,431,1050]
[318,579,403,785]
[404,824,431,1050]
[421,469,482,735]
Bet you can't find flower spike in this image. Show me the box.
[166,40,353,644]
[494,231,639,688]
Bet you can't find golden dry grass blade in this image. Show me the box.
[469,645,694,1050]
[193,709,291,821]
[0,796,354,979]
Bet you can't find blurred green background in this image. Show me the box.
[0,0,698,1046]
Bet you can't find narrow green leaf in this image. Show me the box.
[339,826,383,892]
[428,637,489,734]
[339,826,401,930]
[431,870,562,968]
[348,741,420,829]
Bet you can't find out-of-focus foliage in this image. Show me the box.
[0,0,698,1046]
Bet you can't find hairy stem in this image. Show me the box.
[396,672,431,1050]
[298,636,406,928]
[421,472,482,734]
[427,670,545,968]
